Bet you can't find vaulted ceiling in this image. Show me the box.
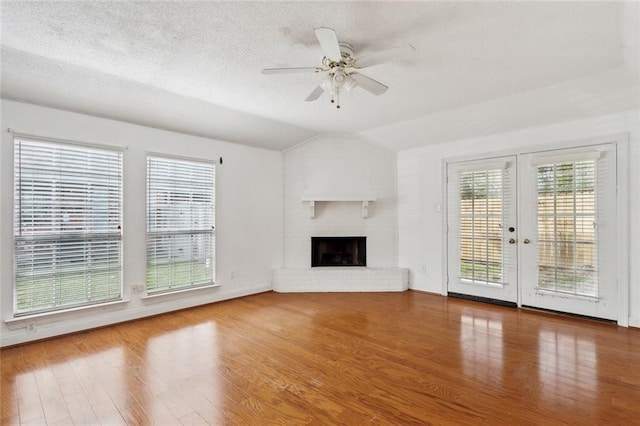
[2,1,638,151]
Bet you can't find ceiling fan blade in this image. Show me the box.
[305,85,325,102]
[355,45,416,69]
[262,67,321,75]
[350,72,388,96]
[314,27,342,62]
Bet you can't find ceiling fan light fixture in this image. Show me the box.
[333,70,347,87]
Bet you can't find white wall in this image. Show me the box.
[283,134,397,268]
[0,100,283,346]
[397,109,640,326]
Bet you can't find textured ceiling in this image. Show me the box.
[1,1,638,151]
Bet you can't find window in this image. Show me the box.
[536,160,597,296]
[146,156,215,294]
[13,138,123,316]
[459,168,505,284]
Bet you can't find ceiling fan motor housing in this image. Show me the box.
[323,42,354,68]
[339,42,354,58]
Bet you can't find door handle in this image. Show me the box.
[523,238,531,244]
[508,238,516,244]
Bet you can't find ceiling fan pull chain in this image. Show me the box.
[330,77,335,105]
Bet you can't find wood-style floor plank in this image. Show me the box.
[2,291,640,425]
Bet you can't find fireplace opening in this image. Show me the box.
[311,236,366,267]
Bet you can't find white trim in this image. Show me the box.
[146,151,221,165]
[301,195,377,202]
[440,158,448,296]
[143,283,221,300]
[454,161,509,173]
[441,132,624,165]
[9,129,127,152]
[529,150,602,166]
[516,153,524,309]
[5,299,129,326]
[616,135,630,327]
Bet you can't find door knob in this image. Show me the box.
[508,238,516,244]
[523,238,530,244]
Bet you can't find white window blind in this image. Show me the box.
[536,160,598,297]
[13,138,123,316]
[456,166,511,285]
[146,156,215,294]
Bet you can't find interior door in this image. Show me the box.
[519,144,618,320]
[447,156,518,304]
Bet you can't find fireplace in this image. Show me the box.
[311,236,366,267]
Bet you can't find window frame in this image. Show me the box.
[12,136,124,317]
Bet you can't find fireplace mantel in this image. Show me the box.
[301,195,377,218]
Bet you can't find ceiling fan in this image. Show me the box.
[262,27,415,108]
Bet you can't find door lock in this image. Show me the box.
[508,238,516,244]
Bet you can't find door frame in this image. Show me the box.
[441,133,630,326]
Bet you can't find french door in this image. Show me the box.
[447,143,619,320]
[519,144,618,320]
[447,156,518,304]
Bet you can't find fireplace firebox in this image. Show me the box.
[311,236,366,267]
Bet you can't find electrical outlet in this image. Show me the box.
[132,284,145,293]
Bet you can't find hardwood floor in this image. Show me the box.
[2,291,639,425]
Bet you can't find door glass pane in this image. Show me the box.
[536,161,597,297]
[459,169,504,284]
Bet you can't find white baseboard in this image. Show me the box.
[629,316,640,328]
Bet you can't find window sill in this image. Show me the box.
[5,299,130,326]
[142,283,221,300]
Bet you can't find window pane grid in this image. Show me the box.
[13,139,123,316]
[536,161,597,297]
[147,156,215,294]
